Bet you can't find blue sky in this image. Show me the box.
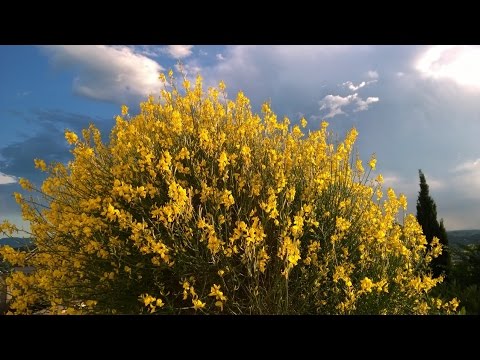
[1,45,480,230]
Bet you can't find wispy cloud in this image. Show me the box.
[40,45,164,104]
[0,172,17,185]
[343,81,366,91]
[342,78,378,92]
[16,91,31,97]
[452,158,480,173]
[132,45,164,58]
[216,53,225,61]
[367,70,379,79]
[450,158,480,199]
[0,109,113,185]
[165,45,194,59]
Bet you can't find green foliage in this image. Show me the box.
[433,243,480,314]
[416,170,451,279]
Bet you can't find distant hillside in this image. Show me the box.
[447,230,480,248]
[0,237,33,249]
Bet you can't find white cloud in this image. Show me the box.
[342,77,377,92]
[41,45,164,104]
[382,173,412,192]
[396,72,405,77]
[319,92,379,118]
[416,45,480,90]
[368,70,379,79]
[0,172,17,185]
[343,81,366,91]
[428,177,446,191]
[216,53,225,61]
[449,158,480,199]
[165,45,194,59]
[452,158,480,173]
[201,45,372,90]
[319,93,358,118]
[354,96,379,112]
[131,45,164,58]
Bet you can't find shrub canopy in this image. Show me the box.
[0,73,458,314]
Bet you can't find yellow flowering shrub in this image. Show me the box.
[0,73,458,314]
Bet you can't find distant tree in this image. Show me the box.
[452,243,480,287]
[416,170,451,279]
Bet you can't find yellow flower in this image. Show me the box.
[65,130,78,144]
[218,151,229,173]
[33,158,47,171]
[399,194,408,210]
[219,80,226,91]
[209,284,227,301]
[286,187,296,203]
[449,298,460,312]
[368,155,377,170]
[141,294,155,306]
[155,298,165,308]
[192,298,206,310]
[19,178,33,191]
[361,277,374,293]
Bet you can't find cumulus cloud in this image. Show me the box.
[319,92,379,118]
[0,172,17,185]
[198,45,375,115]
[354,96,380,112]
[416,45,480,90]
[216,53,225,61]
[40,45,164,104]
[319,93,358,118]
[165,45,194,59]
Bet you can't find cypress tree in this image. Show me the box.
[416,170,451,279]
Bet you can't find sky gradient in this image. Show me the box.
[1,45,480,231]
